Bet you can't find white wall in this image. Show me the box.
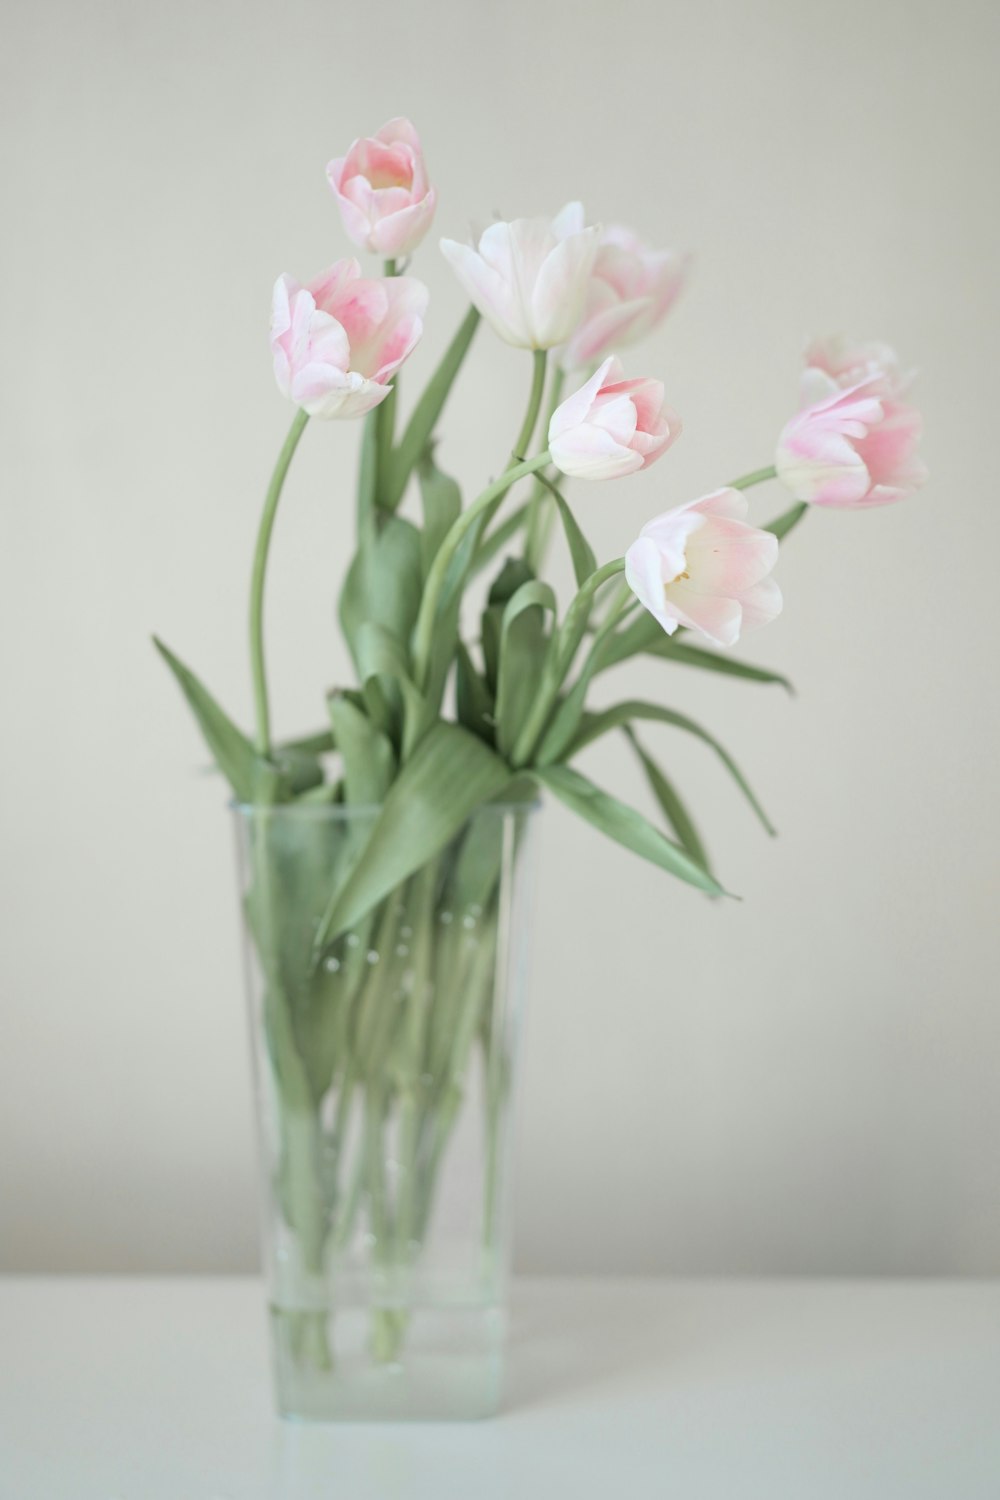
[2,0,998,1274]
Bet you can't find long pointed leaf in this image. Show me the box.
[647,637,793,692]
[595,611,792,691]
[537,474,597,587]
[313,723,512,951]
[569,698,776,835]
[417,452,462,578]
[154,637,267,804]
[328,693,395,805]
[624,728,713,876]
[384,306,480,509]
[536,764,725,897]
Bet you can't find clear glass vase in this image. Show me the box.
[232,799,538,1421]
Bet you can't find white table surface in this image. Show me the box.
[1,1275,998,1498]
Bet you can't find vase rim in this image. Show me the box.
[229,797,542,819]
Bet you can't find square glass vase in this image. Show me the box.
[233,798,537,1421]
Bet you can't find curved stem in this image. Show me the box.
[512,350,548,463]
[249,408,310,758]
[728,464,777,491]
[411,452,551,691]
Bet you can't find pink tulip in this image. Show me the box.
[776,375,926,509]
[559,225,688,370]
[548,356,681,481]
[327,118,437,259]
[270,259,428,419]
[626,490,782,649]
[800,333,907,402]
[440,203,600,349]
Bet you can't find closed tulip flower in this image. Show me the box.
[626,490,782,648]
[440,203,600,349]
[270,259,428,419]
[559,225,688,370]
[548,356,680,481]
[327,117,437,259]
[776,374,926,509]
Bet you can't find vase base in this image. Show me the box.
[269,1301,506,1421]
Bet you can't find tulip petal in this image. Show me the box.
[737,576,783,632]
[369,192,437,258]
[440,235,529,346]
[532,225,601,346]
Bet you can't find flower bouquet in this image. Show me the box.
[157,117,925,1421]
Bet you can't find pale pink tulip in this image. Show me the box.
[800,334,908,406]
[548,356,680,481]
[440,203,600,349]
[626,490,781,648]
[776,375,926,508]
[327,118,437,259]
[270,259,427,419]
[559,225,688,370]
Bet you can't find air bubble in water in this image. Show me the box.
[346,933,360,948]
[439,910,453,925]
[324,956,341,973]
[366,949,379,965]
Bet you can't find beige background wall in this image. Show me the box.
[2,0,998,1274]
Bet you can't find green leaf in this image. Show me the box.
[765,501,809,540]
[488,556,535,606]
[339,516,423,671]
[455,641,495,744]
[154,637,268,804]
[569,699,776,836]
[313,722,512,950]
[272,749,325,796]
[481,602,503,693]
[538,474,597,587]
[383,306,481,510]
[535,676,589,766]
[354,621,431,758]
[535,764,725,897]
[596,611,792,691]
[592,610,662,670]
[327,693,395,805]
[417,452,462,579]
[624,728,713,877]
[278,729,336,757]
[646,636,793,693]
[494,581,557,758]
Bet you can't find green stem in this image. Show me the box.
[524,366,566,568]
[512,350,548,463]
[249,408,310,758]
[728,464,777,490]
[511,557,626,766]
[371,258,400,516]
[411,452,551,691]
